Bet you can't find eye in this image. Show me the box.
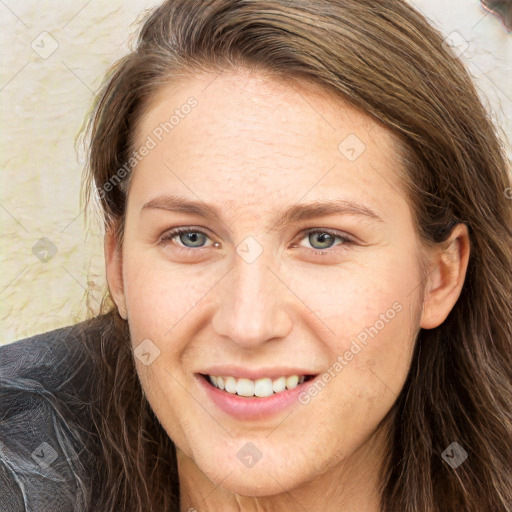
[158,226,215,250]
[295,229,354,253]
[157,226,354,255]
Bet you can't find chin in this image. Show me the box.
[213,468,299,498]
[194,445,312,498]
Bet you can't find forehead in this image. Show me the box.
[129,69,407,219]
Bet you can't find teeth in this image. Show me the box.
[236,378,255,397]
[255,378,273,397]
[273,376,286,393]
[224,376,237,394]
[207,374,308,397]
[286,375,299,389]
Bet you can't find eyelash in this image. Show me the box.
[157,225,355,255]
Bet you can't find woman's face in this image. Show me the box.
[110,69,429,497]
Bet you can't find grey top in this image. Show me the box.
[0,321,97,512]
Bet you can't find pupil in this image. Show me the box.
[311,232,333,249]
[181,232,204,247]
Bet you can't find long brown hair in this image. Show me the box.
[76,1,512,510]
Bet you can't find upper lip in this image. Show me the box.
[198,366,319,380]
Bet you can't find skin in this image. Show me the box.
[104,68,470,511]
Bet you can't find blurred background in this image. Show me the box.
[1,0,511,345]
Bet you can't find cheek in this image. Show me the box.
[121,250,217,342]
[287,251,421,412]
[287,247,421,346]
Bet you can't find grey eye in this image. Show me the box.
[177,231,208,248]
[307,232,337,250]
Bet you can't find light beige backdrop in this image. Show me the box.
[1,0,511,345]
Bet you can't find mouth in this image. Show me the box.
[199,373,317,398]
[196,371,321,420]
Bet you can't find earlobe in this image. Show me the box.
[420,223,470,330]
[104,226,127,319]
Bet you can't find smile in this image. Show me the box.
[204,374,315,398]
[196,372,319,420]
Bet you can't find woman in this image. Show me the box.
[1,1,511,510]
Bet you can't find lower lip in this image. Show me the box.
[196,374,317,420]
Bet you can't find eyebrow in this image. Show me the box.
[141,194,385,228]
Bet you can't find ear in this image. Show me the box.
[420,223,470,329]
[104,225,127,319]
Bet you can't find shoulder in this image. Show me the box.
[0,319,101,429]
[0,320,95,384]
[0,318,105,512]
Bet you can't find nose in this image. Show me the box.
[211,250,293,349]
